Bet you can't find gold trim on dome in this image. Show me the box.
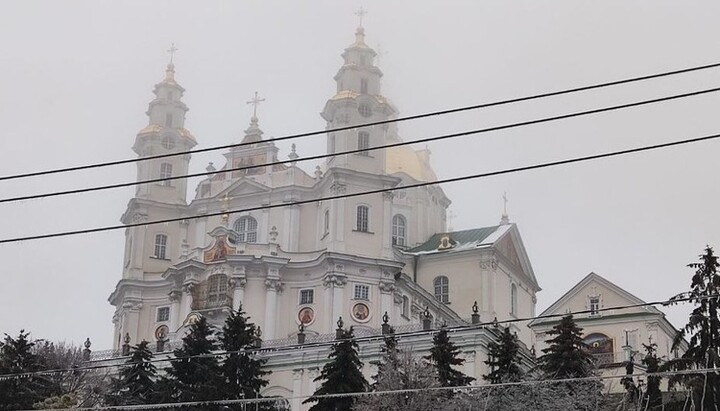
[385,146,438,182]
[178,128,196,141]
[138,124,163,135]
[330,90,360,101]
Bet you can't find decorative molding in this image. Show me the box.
[378,281,395,294]
[131,213,148,224]
[168,290,182,302]
[393,292,404,305]
[323,273,347,288]
[330,182,347,195]
[382,191,394,200]
[479,257,498,270]
[265,279,284,293]
[292,369,304,380]
[228,277,247,290]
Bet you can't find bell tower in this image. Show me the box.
[132,51,196,205]
[321,15,397,175]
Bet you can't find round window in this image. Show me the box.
[358,104,372,118]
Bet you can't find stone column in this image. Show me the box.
[323,277,334,332]
[323,273,346,333]
[287,204,300,252]
[463,351,476,379]
[264,278,283,340]
[168,290,182,332]
[129,213,148,279]
[122,300,143,342]
[329,183,346,252]
[195,213,207,249]
[230,273,247,312]
[292,369,304,411]
[307,367,320,403]
[379,280,395,322]
[181,284,195,324]
[381,191,393,258]
[179,219,190,260]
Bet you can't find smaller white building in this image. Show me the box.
[529,272,687,393]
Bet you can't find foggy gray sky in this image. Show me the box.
[1,1,719,349]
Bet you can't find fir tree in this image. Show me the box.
[539,315,595,379]
[424,327,474,388]
[304,327,368,411]
[218,305,271,410]
[0,330,53,410]
[157,316,224,407]
[641,342,662,410]
[664,246,720,410]
[483,326,523,384]
[105,340,156,405]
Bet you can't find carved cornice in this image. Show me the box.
[168,290,182,302]
[229,277,247,290]
[265,279,284,293]
[378,281,395,294]
[323,273,347,288]
[330,182,347,195]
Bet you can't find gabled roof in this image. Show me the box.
[405,225,503,253]
[530,272,663,327]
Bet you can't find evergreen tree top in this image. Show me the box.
[539,315,595,379]
[483,326,523,384]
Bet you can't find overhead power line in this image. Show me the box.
[1,130,720,245]
[1,61,720,183]
[3,86,720,204]
[0,292,715,380]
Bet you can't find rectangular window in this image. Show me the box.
[323,210,330,235]
[360,78,368,94]
[165,113,173,127]
[357,131,370,156]
[589,297,600,315]
[154,234,167,259]
[354,284,370,300]
[160,163,173,186]
[157,306,170,322]
[356,205,369,232]
[300,289,314,305]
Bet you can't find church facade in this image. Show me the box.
[108,24,541,407]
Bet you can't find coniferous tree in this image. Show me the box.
[304,327,368,411]
[424,327,474,388]
[0,330,53,410]
[483,326,523,384]
[539,315,595,379]
[664,246,720,410]
[156,316,224,407]
[218,305,271,410]
[105,340,156,405]
[641,342,662,410]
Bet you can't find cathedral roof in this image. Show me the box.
[405,225,505,254]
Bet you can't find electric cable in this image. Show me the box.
[3,85,720,204]
[12,367,720,411]
[2,130,720,244]
[0,292,715,380]
[2,61,720,183]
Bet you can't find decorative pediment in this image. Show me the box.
[220,178,271,199]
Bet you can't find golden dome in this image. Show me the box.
[386,145,437,182]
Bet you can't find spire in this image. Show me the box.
[161,43,180,86]
[500,192,510,225]
[241,91,266,144]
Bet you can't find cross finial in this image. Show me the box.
[246,91,266,118]
[500,192,510,225]
[167,43,179,64]
[503,192,508,215]
[355,6,367,27]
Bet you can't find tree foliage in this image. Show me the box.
[218,305,272,410]
[483,326,523,384]
[105,340,156,406]
[641,342,663,410]
[304,327,368,411]
[539,315,595,379]
[0,330,53,410]
[424,327,474,389]
[663,246,720,410]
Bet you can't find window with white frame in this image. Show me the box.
[160,163,173,186]
[357,131,370,156]
[402,295,410,318]
[392,214,407,246]
[356,205,369,232]
[511,283,518,316]
[589,296,600,315]
[162,135,175,150]
[207,274,228,307]
[156,306,170,322]
[233,216,258,243]
[154,234,168,259]
[434,276,449,303]
[299,289,314,305]
[354,284,370,300]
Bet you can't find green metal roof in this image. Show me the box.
[405,226,501,253]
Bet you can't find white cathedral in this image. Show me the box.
[109,24,541,408]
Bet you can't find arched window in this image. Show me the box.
[154,234,168,259]
[357,130,370,155]
[233,216,258,243]
[356,205,369,232]
[434,276,449,303]
[392,214,407,246]
[160,163,173,186]
[511,283,518,316]
[207,274,228,308]
[402,295,410,318]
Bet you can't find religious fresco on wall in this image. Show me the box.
[298,307,315,325]
[351,302,370,322]
[203,236,236,263]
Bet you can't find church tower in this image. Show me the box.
[132,61,196,204]
[321,21,396,175]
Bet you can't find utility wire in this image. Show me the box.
[2,61,720,183]
[3,86,720,204]
[13,367,720,411]
[2,130,720,244]
[0,292,715,380]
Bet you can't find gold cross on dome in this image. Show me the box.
[246,91,266,118]
[355,6,367,27]
[167,43,179,64]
